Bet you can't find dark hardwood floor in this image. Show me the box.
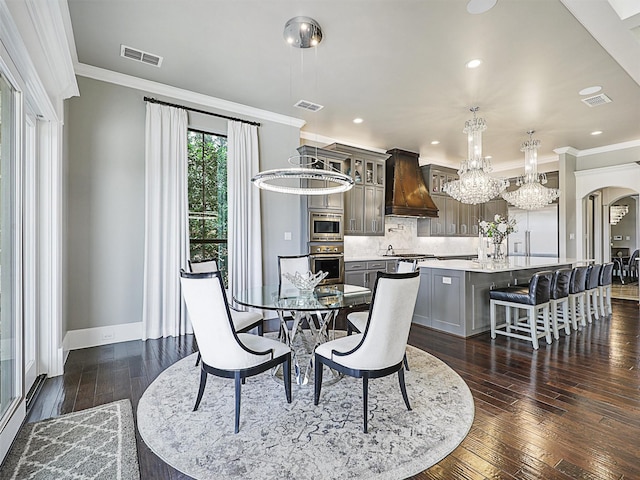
[26,299,640,479]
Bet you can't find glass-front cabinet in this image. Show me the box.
[325,143,388,236]
[297,145,350,211]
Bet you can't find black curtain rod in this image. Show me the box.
[143,97,261,127]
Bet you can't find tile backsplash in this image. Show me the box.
[344,216,480,258]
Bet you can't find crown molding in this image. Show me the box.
[574,162,640,177]
[553,146,581,156]
[0,0,58,120]
[75,62,306,129]
[555,139,640,157]
[24,0,78,99]
[299,130,387,154]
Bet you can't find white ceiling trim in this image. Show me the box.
[74,62,306,129]
[24,0,78,99]
[299,130,387,154]
[0,0,58,120]
[555,139,640,157]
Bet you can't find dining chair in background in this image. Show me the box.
[180,270,291,433]
[314,270,421,433]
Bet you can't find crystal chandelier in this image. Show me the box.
[251,17,354,196]
[502,131,560,210]
[610,205,629,225]
[442,107,508,204]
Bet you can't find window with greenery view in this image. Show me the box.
[187,129,228,282]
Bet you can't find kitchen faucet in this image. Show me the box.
[386,245,395,256]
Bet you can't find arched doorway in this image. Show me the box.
[575,164,639,301]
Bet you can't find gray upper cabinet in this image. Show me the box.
[418,164,501,237]
[324,143,388,236]
[297,145,350,211]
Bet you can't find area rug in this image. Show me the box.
[2,399,139,480]
[137,345,474,480]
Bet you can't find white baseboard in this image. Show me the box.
[63,322,143,351]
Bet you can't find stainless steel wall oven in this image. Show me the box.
[309,244,344,285]
[309,211,343,242]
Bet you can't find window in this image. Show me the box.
[187,129,228,281]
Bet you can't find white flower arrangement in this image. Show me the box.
[479,214,517,243]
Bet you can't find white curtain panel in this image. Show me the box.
[227,121,263,300]
[142,103,191,340]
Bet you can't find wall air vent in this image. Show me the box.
[294,100,324,112]
[581,93,612,107]
[120,45,163,67]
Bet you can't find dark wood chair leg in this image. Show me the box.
[363,375,369,433]
[234,371,242,433]
[284,354,292,403]
[398,368,412,411]
[257,323,264,336]
[193,367,207,411]
[195,352,201,367]
[314,355,323,405]
[347,323,353,335]
[403,353,410,371]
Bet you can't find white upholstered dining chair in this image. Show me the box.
[314,271,421,433]
[187,259,264,366]
[346,260,417,370]
[180,270,292,433]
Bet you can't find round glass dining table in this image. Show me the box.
[234,284,372,386]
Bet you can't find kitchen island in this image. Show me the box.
[413,257,590,337]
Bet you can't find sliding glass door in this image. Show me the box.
[0,73,19,426]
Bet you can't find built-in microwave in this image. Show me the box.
[309,211,343,242]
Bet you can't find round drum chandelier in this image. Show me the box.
[251,155,354,195]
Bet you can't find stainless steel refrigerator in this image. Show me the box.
[508,204,559,257]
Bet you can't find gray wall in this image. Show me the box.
[66,77,146,331]
[65,76,301,332]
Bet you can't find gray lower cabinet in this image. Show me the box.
[345,260,397,288]
[413,264,572,336]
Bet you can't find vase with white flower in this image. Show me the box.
[479,214,517,264]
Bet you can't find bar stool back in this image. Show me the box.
[585,264,602,323]
[549,268,572,339]
[568,266,589,329]
[489,270,553,350]
[598,262,614,317]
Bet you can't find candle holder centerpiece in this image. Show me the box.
[479,214,517,265]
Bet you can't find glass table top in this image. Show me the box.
[234,283,372,311]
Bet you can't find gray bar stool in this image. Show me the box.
[584,264,602,323]
[549,268,572,339]
[568,265,589,330]
[489,270,553,350]
[598,262,614,317]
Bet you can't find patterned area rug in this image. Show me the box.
[137,345,474,480]
[2,399,139,480]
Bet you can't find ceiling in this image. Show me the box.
[65,0,640,170]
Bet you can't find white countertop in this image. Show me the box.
[416,257,588,273]
[345,253,476,262]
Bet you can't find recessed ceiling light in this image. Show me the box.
[579,86,602,96]
[467,0,497,15]
[591,130,603,135]
[431,140,440,145]
[465,59,482,69]
[353,118,363,124]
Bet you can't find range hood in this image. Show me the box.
[385,148,439,218]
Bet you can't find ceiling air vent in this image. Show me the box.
[294,99,324,112]
[581,93,612,107]
[120,45,163,67]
